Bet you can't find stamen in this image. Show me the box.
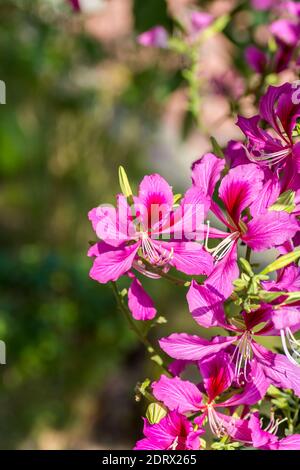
[245,145,291,167]
[231,332,253,384]
[280,328,300,366]
[205,223,239,262]
[207,405,226,438]
[132,260,162,279]
[262,414,288,435]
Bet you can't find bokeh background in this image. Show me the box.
[0,0,281,449]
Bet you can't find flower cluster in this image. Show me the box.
[87,1,300,451]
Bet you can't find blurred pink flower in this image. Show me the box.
[137,26,168,48]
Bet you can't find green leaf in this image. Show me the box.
[239,257,253,276]
[146,402,167,424]
[258,290,287,302]
[210,136,224,158]
[260,249,300,275]
[269,190,295,213]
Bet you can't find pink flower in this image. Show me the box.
[137,26,168,48]
[127,273,157,321]
[251,0,278,10]
[134,410,203,450]
[88,174,212,282]
[152,353,268,439]
[159,282,300,395]
[191,154,298,297]
[88,174,213,319]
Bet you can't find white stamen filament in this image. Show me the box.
[246,146,291,166]
[207,405,226,438]
[231,331,253,384]
[263,414,288,435]
[139,232,174,266]
[280,328,300,366]
[205,221,239,262]
[168,436,179,450]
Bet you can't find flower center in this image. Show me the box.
[245,144,291,167]
[138,232,174,266]
[280,327,300,366]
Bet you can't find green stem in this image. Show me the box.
[246,246,252,263]
[110,281,171,376]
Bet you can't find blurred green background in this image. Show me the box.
[0,0,189,449]
[0,0,279,449]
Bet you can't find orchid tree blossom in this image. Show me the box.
[191,153,298,297]
[158,282,300,396]
[152,353,269,440]
[88,174,212,283]
[88,173,213,319]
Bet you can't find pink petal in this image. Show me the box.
[205,245,239,298]
[162,186,209,237]
[198,352,234,401]
[218,163,264,224]
[152,375,202,414]
[259,83,291,134]
[270,19,300,47]
[187,281,232,329]
[191,153,225,200]
[242,212,299,251]
[225,140,249,168]
[136,174,173,230]
[250,176,281,216]
[245,46,267,73]
[190,11,213,34]
[248,413,278,449]
[137,26,168,48]
[159,333,236,361]
[276,434,300,450]
[160,241,213,276]
[215,412,252,444]
[269,306,300,331]
[128,277,157,321]
[89,242,140,284]
[252,342,300,397]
